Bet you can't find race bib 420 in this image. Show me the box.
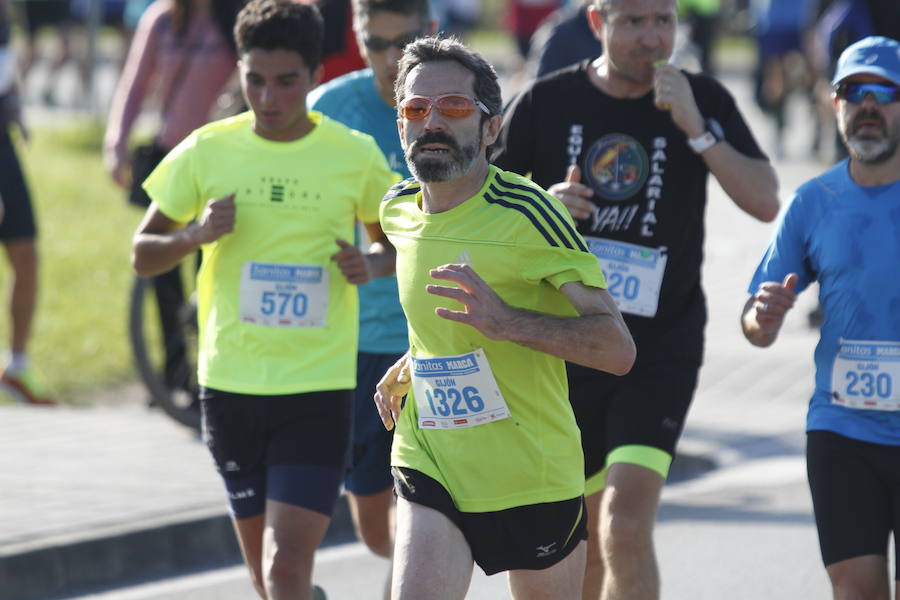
[584,237,667,317]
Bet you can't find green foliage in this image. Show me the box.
[2,124,143,403]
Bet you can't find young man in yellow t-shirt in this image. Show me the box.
[131,1,397,598]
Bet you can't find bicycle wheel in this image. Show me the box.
[129,272,201,431]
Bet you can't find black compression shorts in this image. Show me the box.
[201,387,352,518]
[568,359,699,494]
[807,430,900,576]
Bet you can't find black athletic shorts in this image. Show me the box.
[345,352,401,496]
[807,430,900,575]
[0,129,37,241]
[567,359,700,494]
[393,467,587,576]
[201,387,352,517]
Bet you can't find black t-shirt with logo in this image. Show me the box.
[495,59,766,364]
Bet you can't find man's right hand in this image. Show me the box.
[743,273,798,347]
[750,273,798,330]
[547,165,595,221]
[193,194,236,244]
[374,353,410,431]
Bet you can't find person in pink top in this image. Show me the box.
[104,0,244,399]
[105,0,243,188]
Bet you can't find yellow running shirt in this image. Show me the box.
[144,111,398,395]
[380,166,606,512]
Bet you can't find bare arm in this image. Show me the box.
[701,148,780,222]
[427,264,636,375]
[132,194,235,276]
[654,64,780,223]
[103,2,164,187]
[741,273,798,347]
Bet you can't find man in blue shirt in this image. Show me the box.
[307,0,434,593]
[743,36,900,600]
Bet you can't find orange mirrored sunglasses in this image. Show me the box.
[399,94,491,121]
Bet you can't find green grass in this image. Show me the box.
[3,122,144,403]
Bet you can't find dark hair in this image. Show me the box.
[234,0,323,70]
[394,36,502,120]
[352,0,430,24]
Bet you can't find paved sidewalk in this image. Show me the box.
[0,54,834,600]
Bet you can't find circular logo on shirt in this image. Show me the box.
[583,134,649,201]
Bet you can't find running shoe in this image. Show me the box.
[1,368,56,405]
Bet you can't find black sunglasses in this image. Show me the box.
[362,30,424,52]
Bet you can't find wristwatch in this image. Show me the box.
[687,118,723,154]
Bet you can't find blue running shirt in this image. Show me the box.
[749,160,900,446]
[309,69,408,354]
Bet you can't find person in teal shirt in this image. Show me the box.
[307,1,434,596]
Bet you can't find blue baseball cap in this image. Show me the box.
[832,36,900,86]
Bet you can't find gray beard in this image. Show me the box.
[407,137,481,183]
[845,137,898,165]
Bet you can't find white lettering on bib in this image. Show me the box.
[412,349,510,430]
[831,339,900,411]
[239,262,328,328]
[584,237,667,317]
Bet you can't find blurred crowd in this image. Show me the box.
[4,0,900,160]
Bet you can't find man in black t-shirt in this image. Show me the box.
[494,0,780,598]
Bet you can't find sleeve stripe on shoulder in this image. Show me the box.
[484,192,561,247]
[382,186,420,202]
[389,176,416,191]
[490,174,589,252]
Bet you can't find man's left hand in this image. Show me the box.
[426,263,513,340]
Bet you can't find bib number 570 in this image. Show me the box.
[260,291,308,317]
[425,386,485,417]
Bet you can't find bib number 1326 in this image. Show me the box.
[412,349,510,430]
[424,386,485,417]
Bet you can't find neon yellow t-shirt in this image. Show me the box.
[144,111,398,395]
[380,165,607,512]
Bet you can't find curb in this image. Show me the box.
[0,496,356,600]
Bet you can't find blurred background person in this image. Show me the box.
[0,0,54,404]
[524,0,601,79]
[300,0,366,83]
[103,0,244,399]
[679,0,718,75]
[751,0,818,159]
[12,0,83,105]
[505,0,562,62]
